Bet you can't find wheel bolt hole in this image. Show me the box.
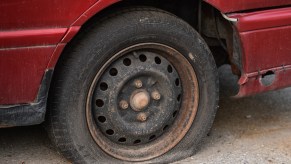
[149,135,156,141]
[177,94,181,102]
[100,82,108,91]
[96,99,104,107]
[155,57,161,64]
[175,78,180,86]
[163,125,169,131]
[167,65,173,73]
[139,54,147,62]
[123,58,131,66]
[109,68,118,76]
[118,137,126,143]
[106,129,114,135]
[134,139,141,144]
[97,116,106,123]
[173,110,178,118]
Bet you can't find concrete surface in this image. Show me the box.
[0,65,290,164]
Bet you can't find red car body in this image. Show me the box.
[1,0,291,127]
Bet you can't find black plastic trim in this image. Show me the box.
[0,69,53,127]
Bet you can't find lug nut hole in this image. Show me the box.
[167,65,173,73]
[163,125,169,131]
[155,57,161,64]
[97,116,106,123]
[100,82,108,91]
[175,78,180,86]
[106,129,114,135]
[149,135,156,140]
[134,139,141,144]
[139,54,147,62]
[96,99,104,107]
[173,111,178,118]
[177,94,181,102]
[118,137,126,143]
[109,68,118,76]
[123,58,131,66]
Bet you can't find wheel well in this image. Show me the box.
[87,0,200,28]
[60,0,236,76]
[80,0,234,67]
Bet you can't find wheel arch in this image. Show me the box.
[52,0,232,72]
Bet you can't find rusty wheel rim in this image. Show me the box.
[86,43,199,162]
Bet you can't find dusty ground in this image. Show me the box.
[0,65,290,164]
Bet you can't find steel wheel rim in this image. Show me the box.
[86,43,199,161]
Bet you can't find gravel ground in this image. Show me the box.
[0,65,290,164]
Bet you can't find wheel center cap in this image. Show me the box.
[130,89,150,111]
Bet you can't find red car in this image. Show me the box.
[1,0,291,163]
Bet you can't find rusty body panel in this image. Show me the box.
[228,7,291,97]
[236,66,291,97]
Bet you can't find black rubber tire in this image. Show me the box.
[47,7,219,163]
